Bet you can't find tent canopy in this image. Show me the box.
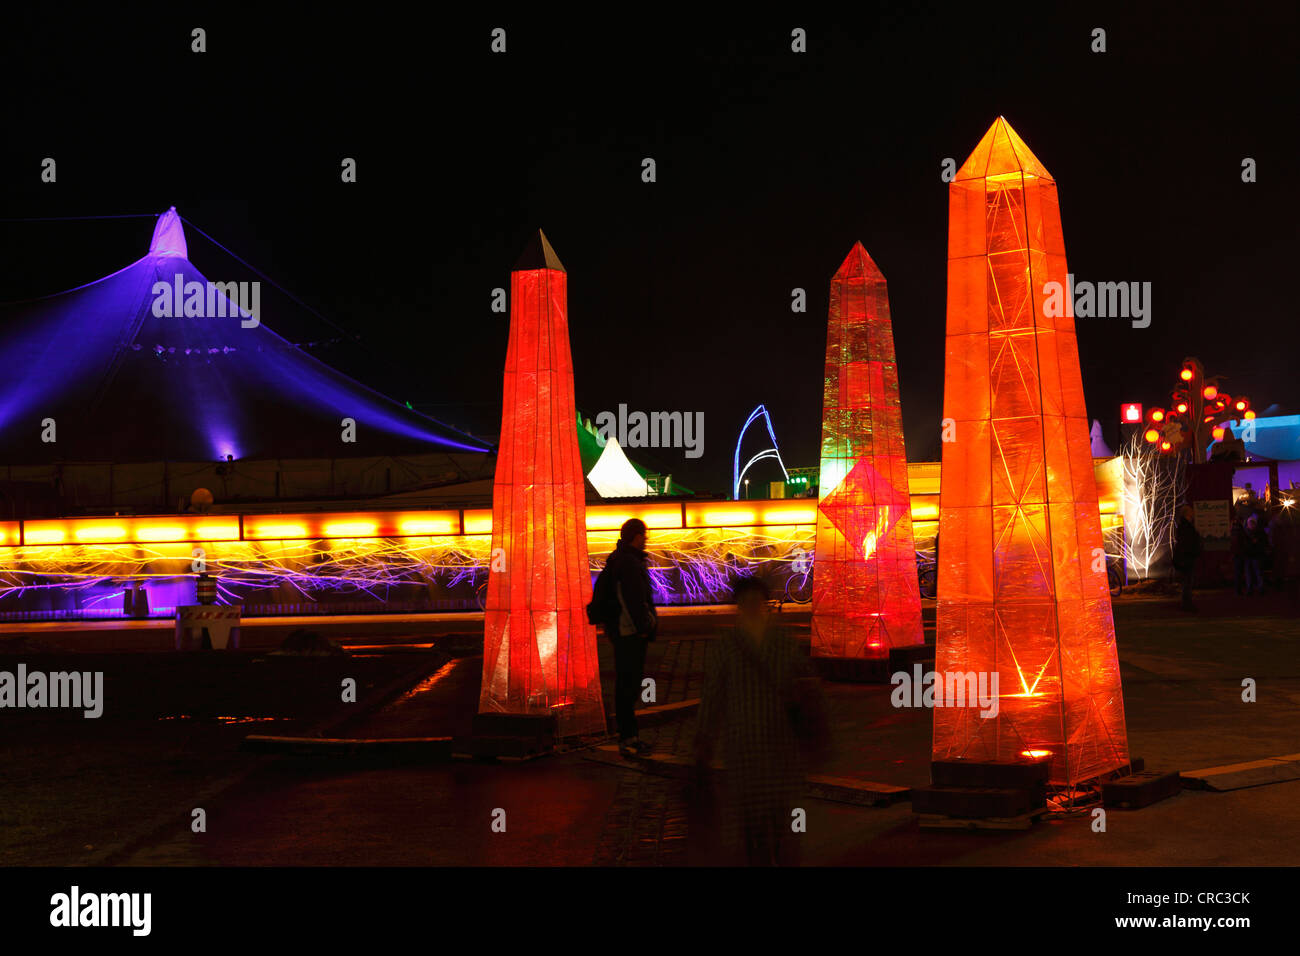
[0,209,492,464]
[587,435,649,497]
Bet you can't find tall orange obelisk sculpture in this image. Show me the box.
[932,118,1129,784]
[811,243,923,660]
[479,230,606,737]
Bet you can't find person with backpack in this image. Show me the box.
[591,518,657,755]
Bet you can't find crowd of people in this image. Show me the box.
[1173,483,1298,610]
[1230,484,1273,595]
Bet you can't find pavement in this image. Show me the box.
[0,603,765,652]
[4,589,1298,866]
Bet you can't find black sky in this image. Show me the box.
[2,5,1296,492]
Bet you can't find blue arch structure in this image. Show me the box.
[733,404,790,499]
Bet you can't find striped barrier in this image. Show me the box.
[175,604,242,650]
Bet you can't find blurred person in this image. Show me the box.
[693,576,828,865]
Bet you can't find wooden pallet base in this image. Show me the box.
[1102,770,1181,808]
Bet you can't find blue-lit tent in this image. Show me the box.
[1210,415,1300,464]
[0,208,491,465]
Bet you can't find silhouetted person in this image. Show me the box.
[1234,481,1262,521]
[694,576,827,865]
[1243,513,1267,595]
[1268,501,1299,605]
[1213,426,1246,463]
[601,518,657,755]
[1172,504,1202,611]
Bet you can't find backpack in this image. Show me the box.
[586,561,620,626]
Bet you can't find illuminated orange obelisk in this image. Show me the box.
[811,243,923,659]
[932,118,1129,784]
[479,230,605,736]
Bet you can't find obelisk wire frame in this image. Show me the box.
[812,243,924,660]
[932,119,1129,785]
[480,231,606,737]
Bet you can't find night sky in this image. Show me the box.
[3,7,1296,493]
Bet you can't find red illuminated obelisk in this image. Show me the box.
[479,230,605,737]
[812,243,923,659]
[933,118,1129,784]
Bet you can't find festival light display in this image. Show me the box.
[1118,430,1187,580]
[479,231,605,736]
[0,520,819,619]
[812,243,923,659]
[934,118,1129,785]
[733,405,791,499]
[0,478,1114,618]
[1144,357,1255,461]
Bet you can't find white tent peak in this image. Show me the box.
[149,206,188,259]
[587,434,649,498]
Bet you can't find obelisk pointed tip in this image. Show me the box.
[514,229,566,272]
[954,116,1053,182]
[833,242,885,281]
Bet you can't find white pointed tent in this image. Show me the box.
[587,435,649,497]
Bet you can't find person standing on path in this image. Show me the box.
[601,518,657,756]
